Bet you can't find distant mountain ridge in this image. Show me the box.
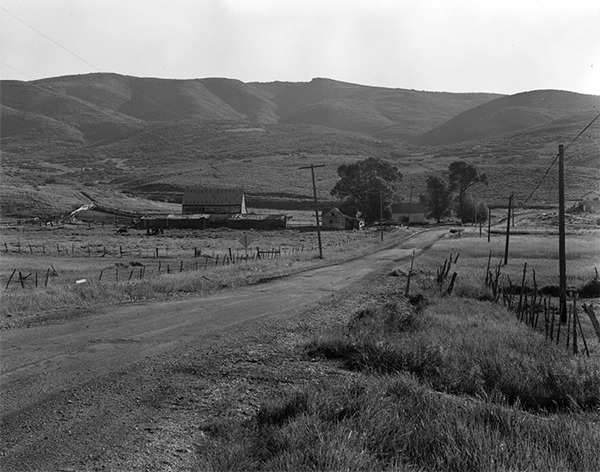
[414,89,599,145]
[1,73,599,219]
[1,73,502,145]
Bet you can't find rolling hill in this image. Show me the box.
[1,73,598,219]
[414,90,599,145]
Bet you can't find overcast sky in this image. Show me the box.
[1,0,598,95]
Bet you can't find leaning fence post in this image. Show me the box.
[446,272,457,295]
[405,250,415,297]
[582,304,600,343]
[575,305,590,357]
[5,269,16,289]
[572,293,578,355]
[517,262,527,318]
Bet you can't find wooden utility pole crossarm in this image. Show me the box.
[299,164,326,259]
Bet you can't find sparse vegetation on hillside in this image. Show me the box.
[1,74,598,219]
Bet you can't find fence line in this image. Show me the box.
[484,260,599,356]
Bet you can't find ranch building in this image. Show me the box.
[581,190,600,213]
[321,208,364,230]
[391,202,427,225]
[182,186,246,215]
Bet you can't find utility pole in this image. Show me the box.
[300,164,325,259]
[558,144,567,323]
[512,195,515,227]
[407,187,413,229]
[504,194,512,265]
[380,189,384,241]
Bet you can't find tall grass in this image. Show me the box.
[198,374,600,472]
[197,280,600,471]
[307,297,600,412]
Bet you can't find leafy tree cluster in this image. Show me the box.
[421,161,489,223]
[331,157,402,223]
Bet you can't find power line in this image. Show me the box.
[1,6,99,73]
[520,111,600,208]
[1,6,189,122]
[563,112,600,152]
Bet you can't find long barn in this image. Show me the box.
[182,186,246,215]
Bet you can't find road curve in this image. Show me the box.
[0,229,444,422]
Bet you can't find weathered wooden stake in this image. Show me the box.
[575,307,590,357]
[405,250,416,297]
[504,195,512,265]
[517,262,527,317]
[5,269,16,289]
[572,293,578,355]
[582,304,600,343]
[446,272,457,295]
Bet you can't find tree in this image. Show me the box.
[420,176,453,223]
[448,161,488,222]
[331,157,402,223]
[453,195,489,224]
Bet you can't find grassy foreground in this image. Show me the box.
[193,235,600,471]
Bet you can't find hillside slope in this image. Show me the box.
[414,90,600,145]
[1,74,501,146]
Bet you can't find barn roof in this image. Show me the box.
[182,186,245,205]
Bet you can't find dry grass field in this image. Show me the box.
[0,220,404,329]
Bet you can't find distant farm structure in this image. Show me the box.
[182,186,246,215]
[391,203,427,225]
[321,208,364,230]
[581,190,600,213]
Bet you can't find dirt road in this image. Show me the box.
[0,229,444,470]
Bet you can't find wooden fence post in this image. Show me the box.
[572,293,578,354]
[5,269,16,289]
[405,250,415,297]
[517,263,527,318]
[582,304,600,343]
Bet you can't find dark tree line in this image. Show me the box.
[421,161,489,223]
[329,157,488,225]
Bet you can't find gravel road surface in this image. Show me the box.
[0,229,444,470]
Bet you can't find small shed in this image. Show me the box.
[322,208,364,230]
[391,203,427,224]
[582,190,600,212]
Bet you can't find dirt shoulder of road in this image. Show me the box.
[0,259,410,471]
